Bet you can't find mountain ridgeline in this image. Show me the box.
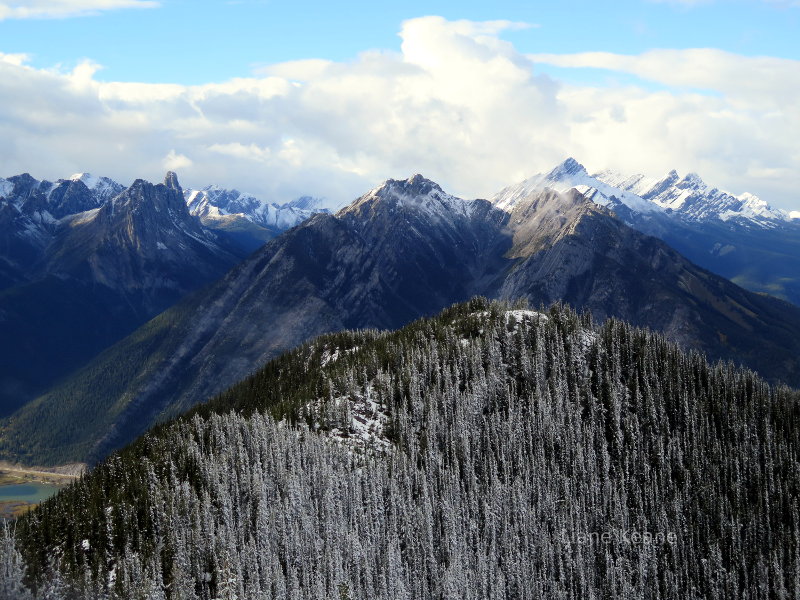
[5,175,800,466]
[185,186,327,253]
[0,168,340,421]
[501,158,800,305]
[0,172,245,415]
[4,299,799,598]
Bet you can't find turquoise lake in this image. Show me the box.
[0,482,62,504]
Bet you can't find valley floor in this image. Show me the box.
[0,466,79,519]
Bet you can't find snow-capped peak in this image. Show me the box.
[372,174,445,199]
[547,157,589,180]
[66,172,124,202]
[718,191,786,223]
[492,158,659,215]
[343,174,475,220]
[676,172,707,191]
[69,172,99,189]
[494,159,789,228]
[184,185,326,231]
[593,167,787,225]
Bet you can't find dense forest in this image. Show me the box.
[2,298,799,599]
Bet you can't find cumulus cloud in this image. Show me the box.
[0,52,29,65]
[529,49,800,204]
[0,15,797,210]
[0,0,158,20]
[162,150,192,171]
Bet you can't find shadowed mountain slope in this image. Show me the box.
[0,173,242,415]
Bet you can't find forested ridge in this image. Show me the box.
[3,298,799,599]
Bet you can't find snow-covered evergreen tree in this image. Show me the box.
[7,299,800,599]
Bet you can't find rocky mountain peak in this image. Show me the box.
[377,174,444,198]
[677,172,706,190]
[68,172,96,186]
[286,196,326,211]
[183,186,326,241]
[493,158,658,215]
[46,178,101,219]
[7,173,41,197]
[164,171,181,192]
[547,157,588,180]
[638,169,680,199]
[63,173,124,203]
[103,176,194,229]
[8,172,37,186]
[342,174,474,222]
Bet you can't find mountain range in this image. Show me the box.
[0,173,229,413]
[0,172,324,417]
[185,185,328,253]
[4,170,800,466]
[504,158,800,304]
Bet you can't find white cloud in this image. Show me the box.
[162,150,192,171]
[530,49,800,109]
[0,52,30,65]
[0,0,158,20]
[528,49,800,205]
[0,16,797,210]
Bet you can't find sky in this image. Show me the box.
[0,0,798,209]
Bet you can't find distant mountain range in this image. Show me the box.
[185,185,328,252]
[5,171,800,466]
[502,158,800,304]
[0,171,328,286]
[0,172,324,416]
[6,160,796,301]
[497,157,790,225]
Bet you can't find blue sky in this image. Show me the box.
[0,1,798,209]
[2,1,798,84]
